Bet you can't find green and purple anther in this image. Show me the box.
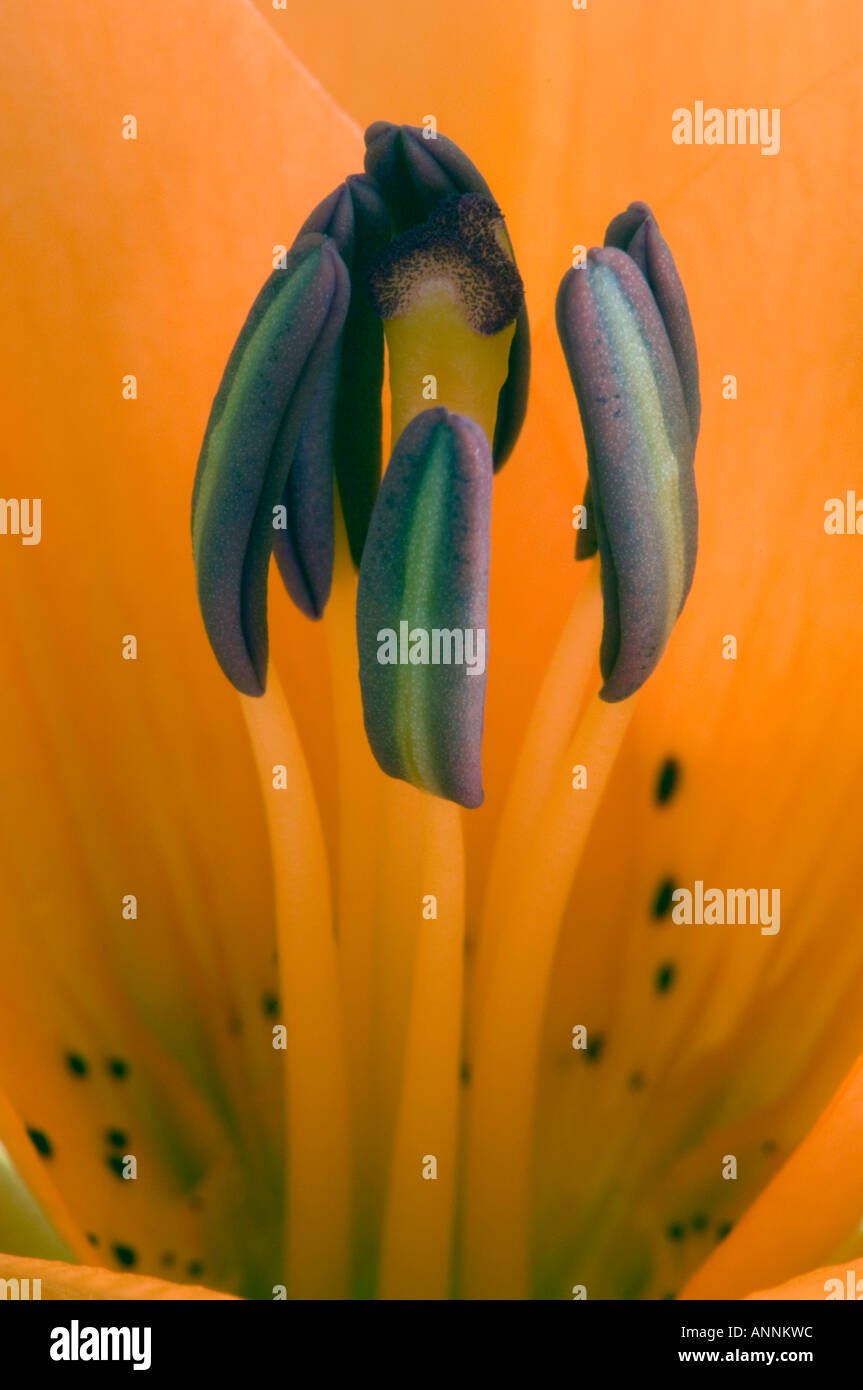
[192,122,698,805]
[556,202,699,702]
[356,408,492,809]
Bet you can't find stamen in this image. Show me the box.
[369,194,523,336]
[369,195,524,448]
[557,244,698,702]
[356,408,493,808]
[605,202,700,437]
[364,123,530,466]
[192,235,349,694]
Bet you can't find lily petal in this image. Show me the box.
[266,0,863,1306]
[0,1252,236,1300]
[0,0,360,1297]
[747,1257,863,1300]
[356,408,492,808]
[680,1051,863,1300]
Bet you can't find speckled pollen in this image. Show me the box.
[368,194,524,337]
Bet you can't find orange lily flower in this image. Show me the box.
[1,0,863,1303]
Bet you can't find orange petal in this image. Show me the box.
[680,1053,863,1299]
[748,1258,863,1301]
[0,1253,236,1300]
[744,1256,861,1295]
[0,0,360,1292]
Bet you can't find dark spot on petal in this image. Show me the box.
[627,1071,646,1091]
[585,1034,605,1063]
[64,1052,90,1078]
[107,1155,126,1179]
[655,962,676,993]
[762,1138,777,1155]
[112,1243,136,1268]
[652,879,675,919]
[655,757,681,805]
[187,1260,204,1277]
[261,994,279,1018]
[27,1128,53,1158]
[691,1213,708,1232]
[666,1221,686,1242]
[459,1060,471,1086]
[106,1129,128,1148]
[716,1219,734,1241]
[160,1252,176,1267]
[107,1058,130,1080]
[86,1232,99,1247]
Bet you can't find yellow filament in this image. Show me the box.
[470,564,604,1049]
[462,568,636,1298]
[378,793,465,1299]
[325,515,468,1298]
[240,668,351,1299]
[342,340,471,1295]
[322,516,384,1291]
